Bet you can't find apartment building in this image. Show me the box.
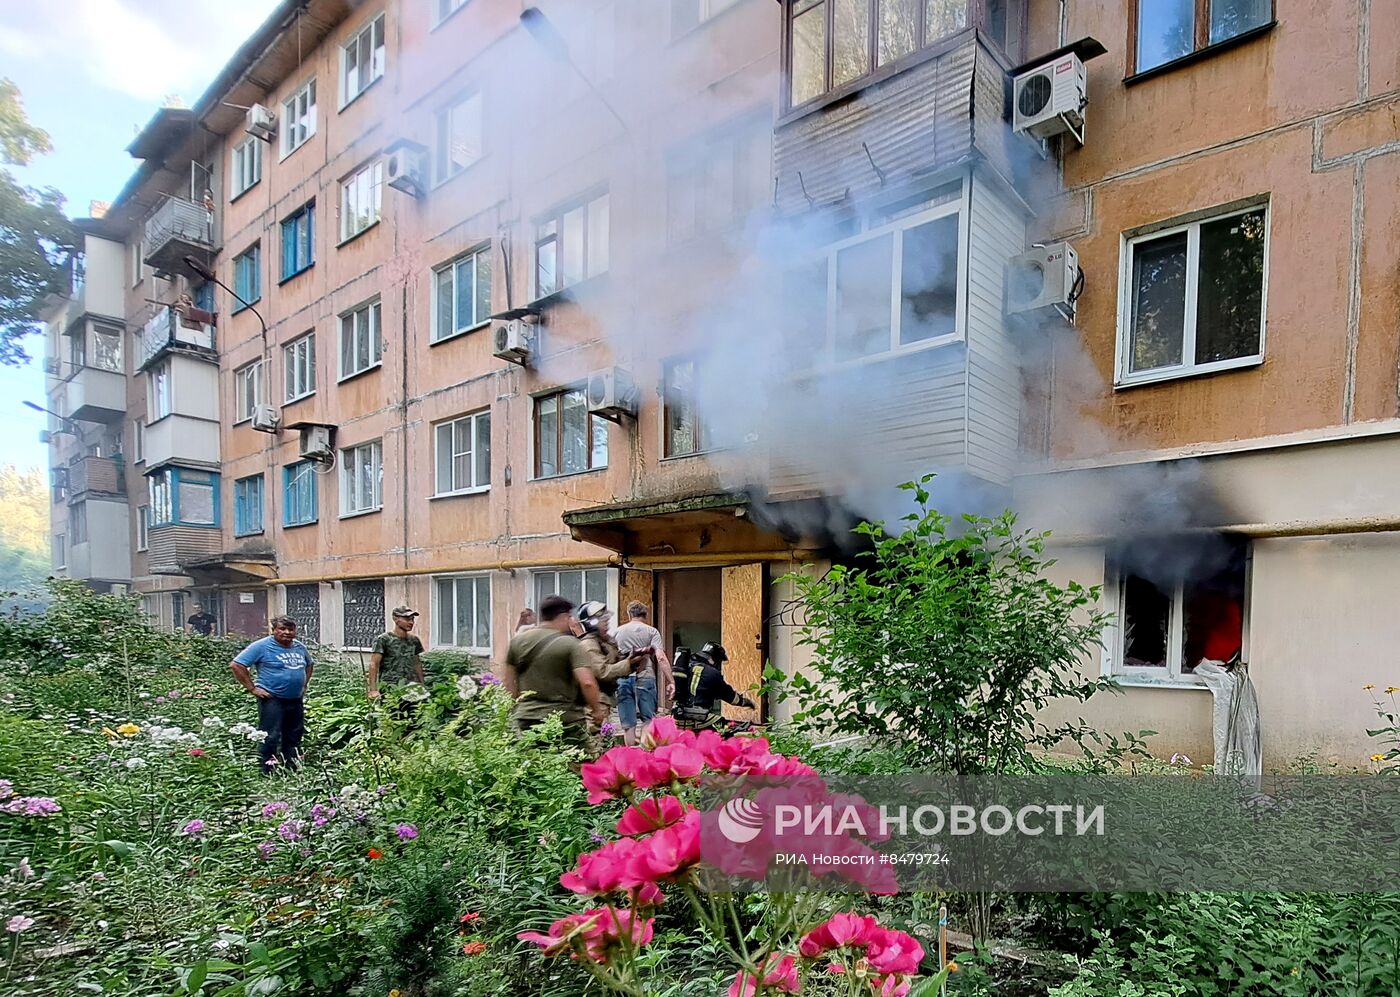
[42,0,1400,766]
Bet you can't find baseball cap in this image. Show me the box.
[392,606,419,618]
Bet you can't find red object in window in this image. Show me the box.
[1201,599,1243,662]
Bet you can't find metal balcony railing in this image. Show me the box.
[143,197,217,275]
[137,306,216,371]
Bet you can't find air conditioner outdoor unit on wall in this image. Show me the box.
[386,146,426,198]
[492,319,533,365]
[246,104,277,143]
[298,424,335,463]
[1006,242,1081,321]
[1013,53,1087,143]
[587,367,638,422]
[251,405,281,434]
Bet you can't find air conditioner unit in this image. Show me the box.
[1012,53,1087,143]
[586,367,638,422]
[492,319,533,365]
[250,405,281,434]
[298,424,335,463]
[386,146,426,198]
[1006,242,1081,320]
[245,103,277,143]
[38,430,52,445]
[43,357,61,376]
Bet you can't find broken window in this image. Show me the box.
[1112,535,1248,681]
[1121,203,1267,383]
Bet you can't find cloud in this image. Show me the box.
[4,0,280,104]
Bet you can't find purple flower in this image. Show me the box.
[257,841,276,860]
[590,832,605,844]
[167,690,181,699]
[0,779,13,800]
[277,819,304,842]
[179,819,206,836]
[261,801,290,818]
[2,797,62,817]
[599,721,618,738]
[155,696,167,704]
[395,823,419,841]
[477,672,501,686]
[376,784,397,797]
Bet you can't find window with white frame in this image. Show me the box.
[533,568,609,610]
[70,502,88,544]
[784,191,962,366]
[434,574,491,651]
[1118,203,1267,385]
[148,361,172,421]
[339,440,383,515]
[341,13,386,106]
[432,246,491,341]
[534,387,608,478]
[673,0,741,35]
[136,506,149,551]
[339,160,383,241]
[535,191,609,298]
[231,137,262,198]
[435,90,483,183]
[281,78,317,157]
[234,360,264,423]
[284,332,316,401]
[132,418,144,463]
[434,0,468,25]
[434,409,491,494]
[1109,536,1248,683]
[339,299,382,378]
[130,241,145,287]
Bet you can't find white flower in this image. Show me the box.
[97,920,108,930]
[124,758,147,770]
[229,722,256,737]
[455,675,479,700]
[138,693,150,700]
[202,717,226,729]
[15,858,34,880]
[400,683,430,703]
[247,729,268,743]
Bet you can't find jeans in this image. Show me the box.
[616,674,657,730]
[257,695,305,774]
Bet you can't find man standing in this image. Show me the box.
[500,595,606,751]
[230,616,314,774]
[613,601,672,745]
[186,602,217,636]
[575,602,642,742]
[367,606,426,700]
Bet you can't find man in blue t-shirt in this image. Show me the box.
[231,615,315,774]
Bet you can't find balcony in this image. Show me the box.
[143,197,217,277]
[68,455,126,499]
[146,524,222,576]
[137,306,216,372]
[67,363,126,423]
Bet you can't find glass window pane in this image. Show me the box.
[899,214,959,344]
[666,361,697,456]
[562,391,588,474]
[436,578,454,645]
[536,237,557,296]
[1210,0,1269,43]
[1137,0,1195,72]
[1195,209,1265,365]
[588,195,610,276]
[475,412,491,487]
[535,573,553,607]
[1122,575,1170,668]
[562,206,586,287]
[784,259,830,367]
[879,0,919,65]
[179,481,215,525]
[454,578,471,646]
[455,258,474,332]
[585,569,607,605]
[924,0,967,42]
[473,577,491,648]
[1128,232,1188,373]
[791,0,827,106]
[832,0,870,87]
[560,570,584,607]
[474,249,491,325]
[538,397,558,477]
[835,234,894,361]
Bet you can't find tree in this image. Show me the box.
[0,78,75,364]
[0,465,50,615]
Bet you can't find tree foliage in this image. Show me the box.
[776,477,1142,774]
[0,78,74,363]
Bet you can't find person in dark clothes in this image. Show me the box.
[671,642,755,730]
[186,603,217,636]
[230,616,314,774]
[367,606,426,699]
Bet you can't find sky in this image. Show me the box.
[1,0,282,471]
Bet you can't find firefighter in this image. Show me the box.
[575,601,641,740]
[670,642,756,731]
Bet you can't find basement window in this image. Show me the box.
[1109,535,1248,684]
[1117,202,1267,386]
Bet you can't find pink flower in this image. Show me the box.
[261,801,290,818]
[395,823,419,841]
[518,907,654,964]
[866,927,925,976]
[187,748,205,758]
[6,915,35,934]
[179,819,206,836]
[580,747,669,804]
[627,811,701,882]
[631,881,665,909]
[877,973,913,997]
[799,912,880,957]
[651,743,705,783]
[729,954,800,997]
[616,795,688,837]
[640,717,695,750]
[1,797,61,817]
[560,838,645,895]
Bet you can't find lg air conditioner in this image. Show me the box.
[492,319,533,365]
[245,104,277,143]
[1013,53,1087,143]
[586,367,638,422]
[1006,242,1081,320]
[250,404,281,434]
[385,146,426,198]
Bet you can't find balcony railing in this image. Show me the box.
[143,197,217,276]
[67,455,126,498]
[137,306,216,371]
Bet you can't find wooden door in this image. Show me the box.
[720,563,766,722]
